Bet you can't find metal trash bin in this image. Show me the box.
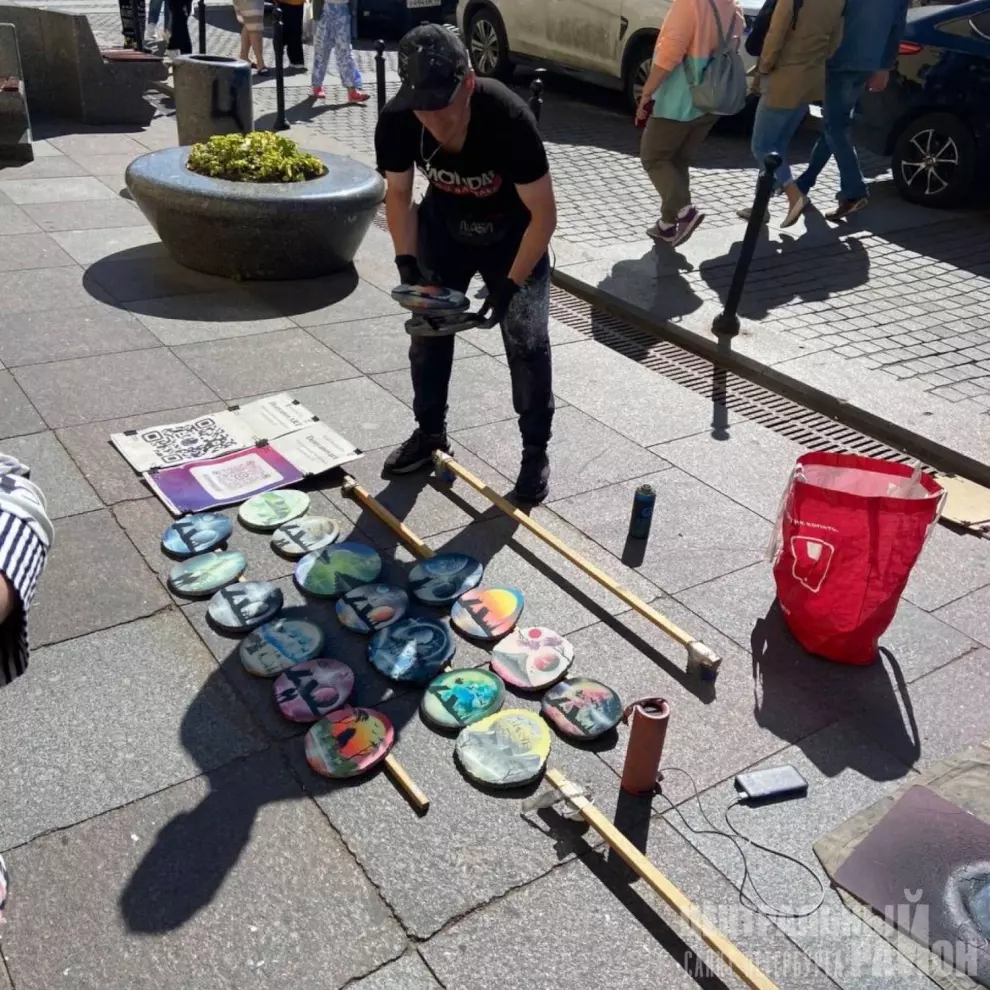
[173,54,252,146]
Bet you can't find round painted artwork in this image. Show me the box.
[455,709,551,788]
[541,677,623,740]
[271,516,341,559]
[335,584,409,634]
[368,617,455,684]
[408,553,484,605]
[295,542,383,598]
[207,580,283,633]
[168,550,246,598]
[238,489,310,531]
[421,669,505,731]
[450,586,524,642]
[274,658,355,722]
[161,512,232,558]
[490,627,574,691]
[239,617,325,677]
[305,706,395,779]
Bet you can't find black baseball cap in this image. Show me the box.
[391,23,471,112]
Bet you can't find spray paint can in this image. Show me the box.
[620,698,670,794]
[627,484,656,540]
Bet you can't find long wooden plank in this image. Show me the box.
[341,475,434,560]
[546,769,779,990]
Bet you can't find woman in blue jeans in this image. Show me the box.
[744,0,844,227]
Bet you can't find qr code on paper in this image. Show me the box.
[191,453,284,499]
[140,418,240,466]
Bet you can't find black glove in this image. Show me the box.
[479,275,521,328]
[395,254,424,287]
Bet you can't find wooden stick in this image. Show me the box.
[341,475,434,560]
[384,754,430,813]
[545,769,778,990]
[433,453,722,676]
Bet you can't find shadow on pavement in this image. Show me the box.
[751,602,919,781]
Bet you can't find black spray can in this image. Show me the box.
[627,484,656,540]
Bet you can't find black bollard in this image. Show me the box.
[272,6,289,131]
[375,39,387,115]
[711,152,781,338]
[529,69,545,122]
[198,0,207,54]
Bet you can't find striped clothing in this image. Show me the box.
[652,0,744,122]
[0,457,52,688]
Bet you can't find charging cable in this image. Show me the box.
[654,767,827,919]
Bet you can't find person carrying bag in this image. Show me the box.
[636,0,745,247]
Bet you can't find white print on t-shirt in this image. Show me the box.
[460,220,495,236]
[420,162,503,197]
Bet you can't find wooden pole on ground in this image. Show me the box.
[544,769,779,990]
[432,453,722,679]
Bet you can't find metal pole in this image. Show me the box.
[272,5,289,131]
[198,0,206,54]
[529,68,545,122]
[375,39,387,115]
[711,152,781,338]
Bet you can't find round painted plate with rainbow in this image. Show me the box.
[271,516,341,559]
[454,709,551,788]
[408,552,484,605]
[490,626,574,691]
[450,586,524,641]
[274,658,355,722]
[368,616,455,683]
[295,542,383,598]
[161,512,232,558]
[238,489,310,531]
[168,549,246,598]
[305,706,395,778]
[540,677,623,740]
[239,617,325,677]
[207,580,283,633]
[335,583,409,634]
[421,669,505,731]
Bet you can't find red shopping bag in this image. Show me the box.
[771,452,944,665]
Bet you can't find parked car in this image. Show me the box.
[356,0,457,35]
[857,0,990,207]
[455,0,762,110]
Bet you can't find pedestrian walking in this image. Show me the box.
[636,0,744,247]
[233,0,268,73]
[744,0,845,227]
[311,0,369,101]
[278,0,306,69]
[146,0,171,43]
[0,453,52,922]
[166,0,192,55]
[794,0,909,220]
[119,0,147,49]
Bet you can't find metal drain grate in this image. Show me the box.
[549,285,917,465]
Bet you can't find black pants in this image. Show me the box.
[413,210,554,450]
[168,0,192,53]
[119,0,146,42]
[278,2,305,67]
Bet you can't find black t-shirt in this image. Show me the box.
[374,78,549,249]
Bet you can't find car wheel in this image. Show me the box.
[624,38,655,112]
[892,112,977,208]
[466,5,512,81]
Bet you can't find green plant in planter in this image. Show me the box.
[187,132,327,183]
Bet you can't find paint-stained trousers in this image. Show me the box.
[412,211,554,450]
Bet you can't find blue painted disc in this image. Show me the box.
[367,616,455,683]
[207,580,283,633]
[162,512,233,557]
[408,552,484,605]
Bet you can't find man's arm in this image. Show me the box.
[383,167,418,258]
[871,0,910,92]
[637,0,691,120]
[508,173,557,287]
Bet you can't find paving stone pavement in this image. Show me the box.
[2,71,990,990]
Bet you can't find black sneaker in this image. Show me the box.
[384,430,451,475]
[512,447,550,503]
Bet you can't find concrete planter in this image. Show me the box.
[125,146,385,280]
